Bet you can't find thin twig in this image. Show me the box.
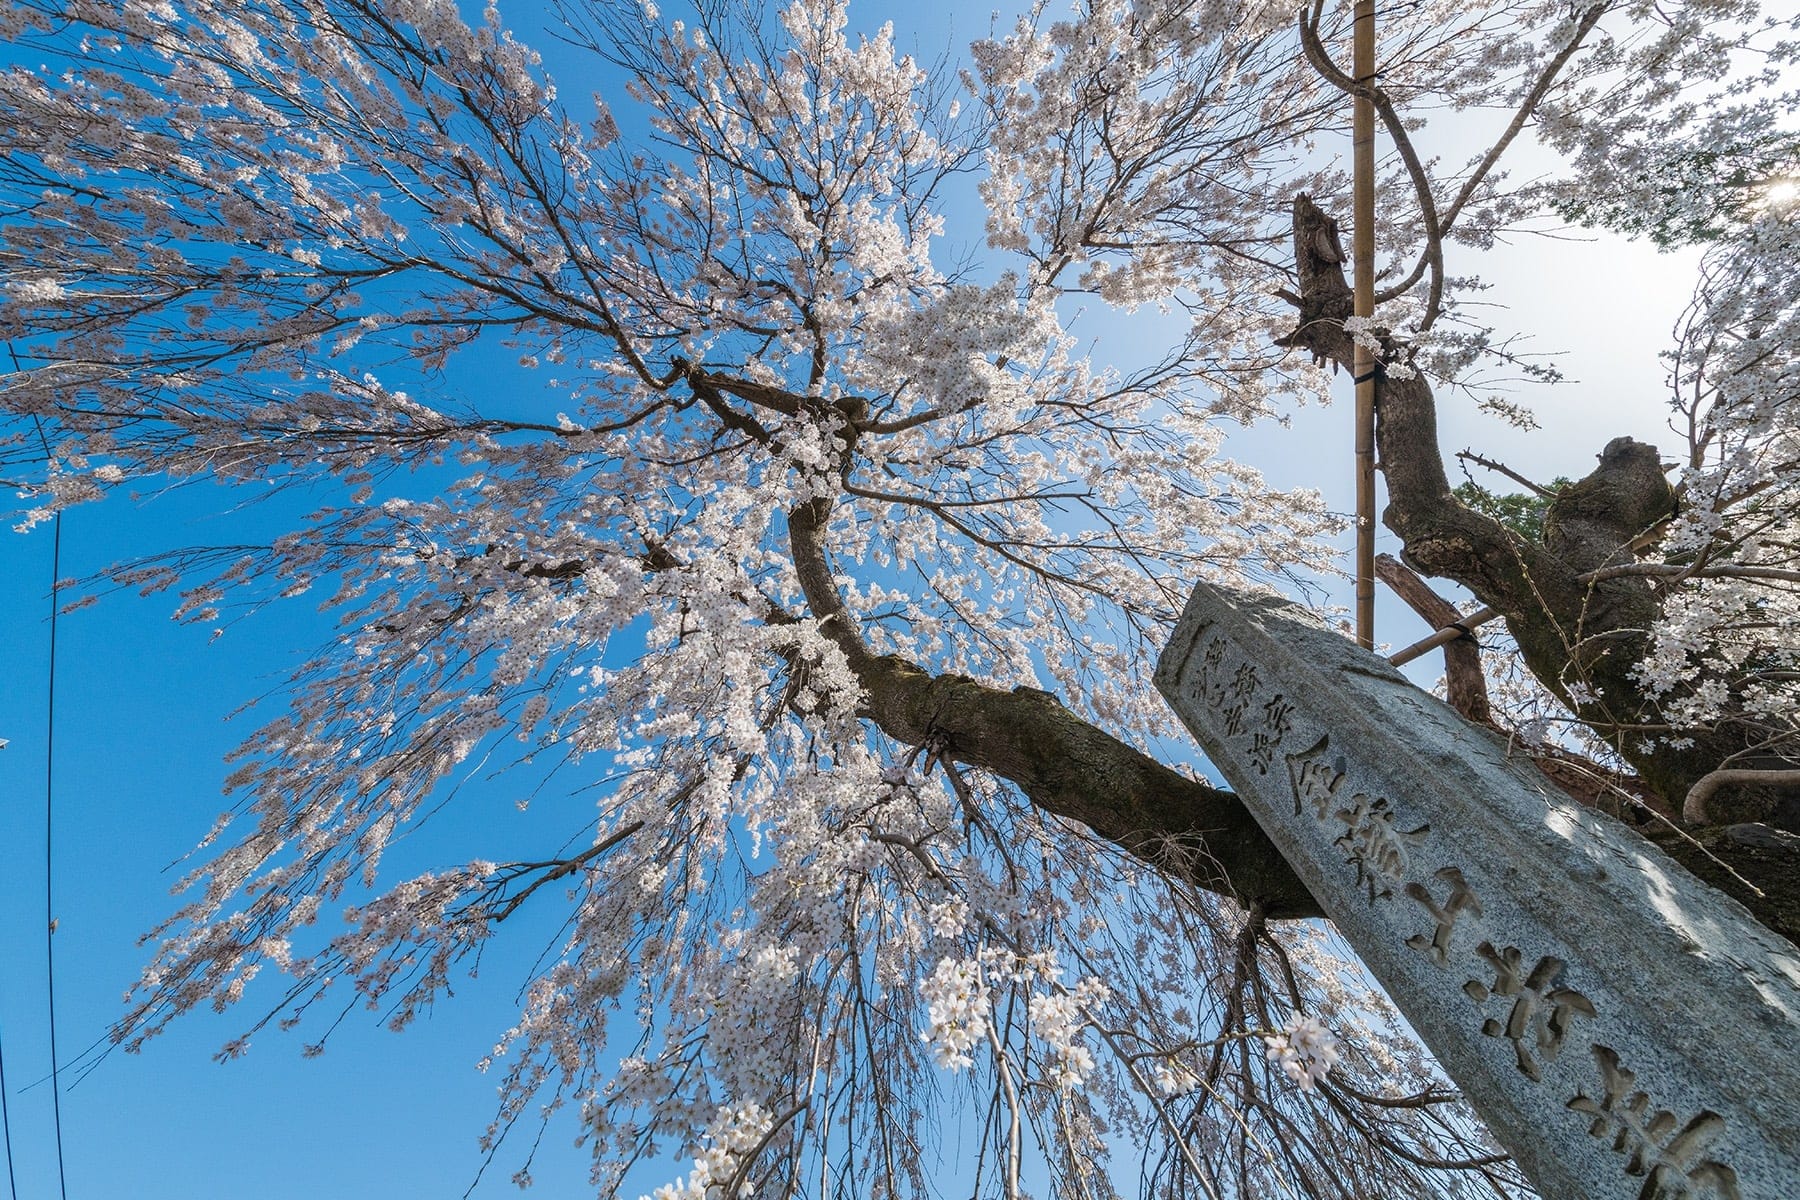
[1455,450,1558,498]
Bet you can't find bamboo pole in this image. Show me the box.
[1352,0,1377,649]
[1385,606,1500,668]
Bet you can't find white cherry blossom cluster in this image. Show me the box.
[925,897,969,939]
[1340,316,1422,381]
[1027,990,1095,1090]
[640,1102,775,1200]
[918,946,1107,1087]
[919,956,989,1071]
[1263,1013,1342,1092]
[737,945,801,1006]
[1150,1059,1198,1098]
[1626,210,1800,754]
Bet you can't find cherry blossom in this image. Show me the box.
[2,0,1793,1196]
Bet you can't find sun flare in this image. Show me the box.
[1758,176,1800,214]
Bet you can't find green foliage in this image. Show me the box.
[1453,479,1573,543]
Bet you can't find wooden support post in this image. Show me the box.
[1373,554,1491,724]
[1386,607,1500,668]
[1352,0,1377,650]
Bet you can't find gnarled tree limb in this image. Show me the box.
[786,498,1323,919]
[1281,194,1799,943]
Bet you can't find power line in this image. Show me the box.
[34,412,70,1200]
[45,507,69,1200]
[0,1011,18,1200]
[0,359,17,1200]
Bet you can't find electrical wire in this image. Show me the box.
[46,511,69,1200]
[0,1010,18,1200]
[35,412,70,1200]
[0,364,20,1200]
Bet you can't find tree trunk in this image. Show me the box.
[1279,194,1800,942]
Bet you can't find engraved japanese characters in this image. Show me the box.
[1156,586,1800,1200]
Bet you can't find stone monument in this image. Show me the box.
[1155,582,1800,1200]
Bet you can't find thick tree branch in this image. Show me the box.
[1279,197,1575,613]
[786,500,1322,919]
[1686,770,1800,826]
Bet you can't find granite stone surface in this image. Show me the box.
[1155,582,1800,1200]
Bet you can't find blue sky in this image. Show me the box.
[0,1,1704,1197]
[0,3,1001,1197]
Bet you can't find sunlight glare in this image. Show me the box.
[1759,176,1799,215]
